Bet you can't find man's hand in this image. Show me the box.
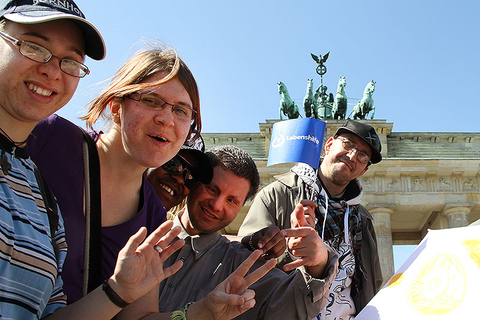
[190,250,277,319]
[242,226,286,260]
[281,203,328,278]
[290,199,317,229]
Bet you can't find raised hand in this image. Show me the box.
[190,250,277,319]
[243,226,286,260]
[291,199,317,228]
[108,220,185,304]
[281,203,328,278]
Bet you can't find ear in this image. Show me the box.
[324,137,335,154]
[110,100,122,125]
[357,165,369,178]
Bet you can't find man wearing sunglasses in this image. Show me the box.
[146,136,213,212]
[239,119,384,319]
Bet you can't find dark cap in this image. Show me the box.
[335,119,382,164]
[0,0,105,60]
[179,135,213,184]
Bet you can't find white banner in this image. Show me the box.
[356,225,480,319]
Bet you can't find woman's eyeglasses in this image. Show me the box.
[161,155,200,189]
[127,92,196,121]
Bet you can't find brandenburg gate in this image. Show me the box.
[203,119,480,283]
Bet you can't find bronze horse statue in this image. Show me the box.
[331,76,347,120]
[303,79,318,119]
[278,81,300,120]
[351,80,375,120]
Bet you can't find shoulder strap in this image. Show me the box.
[33,162,60,260]
[81,128,102,295]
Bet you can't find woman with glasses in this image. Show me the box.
[27,45,200,305]
[27,43,278,320]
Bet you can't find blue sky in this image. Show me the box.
[63,0,480,270]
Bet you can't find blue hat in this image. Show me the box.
[0,0,105,60]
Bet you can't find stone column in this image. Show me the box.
[443,206,470,228]
[370,208,395,283]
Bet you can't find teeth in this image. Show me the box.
[160,183,174,196]
[151,135,167,142]
[203,208,216,219]
[28,83,53,97]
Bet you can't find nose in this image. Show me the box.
[170,171,186,186]
[37,57,62,80]
[154,105,175,127]
[208,196,223,212]
[346,148,359,162]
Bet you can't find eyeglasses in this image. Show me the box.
[161,155,200,189]
[0,30,90,78]
[127,92,196,121]
[336,136,371,165]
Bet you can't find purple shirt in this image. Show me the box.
[28,114,167,304]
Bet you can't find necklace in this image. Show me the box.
[0,126,29,148]
[0,126,30,175]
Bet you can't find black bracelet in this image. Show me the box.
[102,279,130,308]
[248,234,256,251]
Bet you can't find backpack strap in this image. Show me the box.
[33,162,60,260]
[81,129,102,295]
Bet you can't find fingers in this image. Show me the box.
[283,258,308,272]
[256,226,280,249]
[152,226,182,253]
[244,258,276,288]
[120,227,148,255]
[281,227,315,239]
[257,227,286,259]
[160,238,185,262]
[299,199,317,208]
[292,203,309,228]
[162,260,184,279]
[230,250,263,279]
[143,220,176,247]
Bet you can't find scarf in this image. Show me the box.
[291,163,365,296]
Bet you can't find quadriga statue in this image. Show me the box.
[278,81,300,119]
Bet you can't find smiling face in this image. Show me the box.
[0,19,85,139]
[183,165,250,236]
[112,74,193,169]
[320,132,371,191]
[146,151,198,211]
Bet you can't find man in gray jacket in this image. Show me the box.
[158,145,339,319]
[239,120,384,319]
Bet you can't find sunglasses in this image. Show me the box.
[161,155,200,189]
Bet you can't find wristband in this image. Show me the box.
[170,302,194,320]
[102,279,130,308]
[248,234,256,251]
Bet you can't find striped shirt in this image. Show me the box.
[0,151,67,319]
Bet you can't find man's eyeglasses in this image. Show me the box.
[161,155,200,189]
[127,92,196,121]
[336,136,371,165]
[0,30,90,78]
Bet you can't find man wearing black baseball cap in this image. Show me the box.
[0,1,185,319]
[239,119,384,318]
[146,136,213,213]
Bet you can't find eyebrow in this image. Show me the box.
[21,31,85,59]
[142,91,193,108]
[342,136,370,155]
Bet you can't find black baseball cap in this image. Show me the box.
[178,135,213,184]
[335,119,382,164]
[0,0,105,60]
